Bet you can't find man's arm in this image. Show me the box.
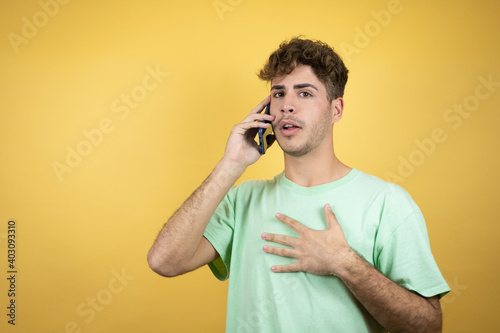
[339,250,442,333]
[147,96,274,277]
[262,204,442,333]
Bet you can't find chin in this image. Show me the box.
[280,143,311,157]
[276,138,307,157]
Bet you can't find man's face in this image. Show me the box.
[270,65,340,157]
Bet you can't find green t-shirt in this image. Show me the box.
[203,169,450,333]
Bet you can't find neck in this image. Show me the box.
[283,142,351,187]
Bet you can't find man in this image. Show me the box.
[148,37,450,332]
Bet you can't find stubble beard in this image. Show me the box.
[276,106,333,157]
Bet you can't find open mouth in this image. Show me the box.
[280,121,302,136]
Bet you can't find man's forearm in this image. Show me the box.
[148,96,273,276]
[147,158,244,276]
[337,251,442,333]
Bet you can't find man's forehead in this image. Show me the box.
[271,65,324,89]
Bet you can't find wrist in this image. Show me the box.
[218,156,248,177]
[214,157,246,182]
[332,248,363,281]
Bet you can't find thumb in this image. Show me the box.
[324,203,339,229]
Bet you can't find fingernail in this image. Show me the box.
[263,245,269,252]
[271,266,278,272]
[275,213,281,218]
[326,204,332,211]
[262,233,268,239]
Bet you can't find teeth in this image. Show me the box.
[284,124,293,129]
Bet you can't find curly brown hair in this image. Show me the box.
[258,37,349,101]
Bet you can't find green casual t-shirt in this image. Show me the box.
[203,169,450,333]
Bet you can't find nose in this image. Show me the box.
[280,96,295,113]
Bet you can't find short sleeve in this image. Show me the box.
[203,189,236,281]
[374,186,450,299]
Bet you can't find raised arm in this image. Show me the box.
[147,96,274,277]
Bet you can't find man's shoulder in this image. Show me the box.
[353,169,401,190]
[353,169,415,203]
[228,173,281,196]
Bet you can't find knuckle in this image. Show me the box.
[276,247,287,256]
[296,238,305,247]
[278,235,288,244]
[301,229,312,238]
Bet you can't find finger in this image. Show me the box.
[270,262,301,273]
[262,232,297,247]
[241,112,275,124]
[262,244,295,258]
[249,95,271,115]
[234,119,272,134]
[324,203,340,229]
[275,213,307,233]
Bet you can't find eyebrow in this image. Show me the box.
[271,83,319,91]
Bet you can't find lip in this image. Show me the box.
[278,119,302,136]
[279,119,301,130]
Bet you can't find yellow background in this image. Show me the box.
[1,0,499,332]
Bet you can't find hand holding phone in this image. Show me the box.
[258,103,274,154]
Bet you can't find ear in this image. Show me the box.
[331,97,344,123]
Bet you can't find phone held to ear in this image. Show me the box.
[258,103,274,155]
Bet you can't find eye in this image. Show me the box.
[273,91,284,98]
[300,91,312,97]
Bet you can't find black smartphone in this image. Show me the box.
[258,103,273,154]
